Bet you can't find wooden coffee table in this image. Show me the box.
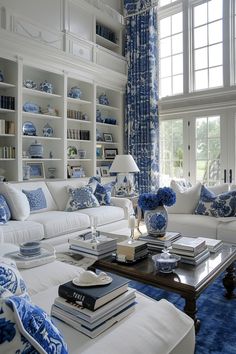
[93,244,236,331]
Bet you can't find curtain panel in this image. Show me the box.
[124,2,159,193]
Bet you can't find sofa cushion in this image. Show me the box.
[0,194,11,224]
[0,183,30,221]
[22,187,47,212]
[28,211,90,239]
[167,214,219,238]
[20,260,83,296]
[65,186,99,211]
[78,206,125,226]
[0,220,44,244]
[9,181,57,213]
[167,181,202,214]
[195,185,236,217]
[46,179,88,211]
[217,219,236,243]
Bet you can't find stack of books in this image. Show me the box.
[138,231,181,253]
[69,233,117,260]
[116,240,148,262]
[197,237,223,253]
[169,237,210,265]
[51,273,136,338]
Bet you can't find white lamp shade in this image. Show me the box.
[109,154,140,173]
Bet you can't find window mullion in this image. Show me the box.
[223,0,231,87]
[183,0,189,93]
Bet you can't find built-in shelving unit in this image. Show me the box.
[0,57,18,181]
[0,56,124,181]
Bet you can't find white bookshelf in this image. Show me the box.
[0,57,124,181]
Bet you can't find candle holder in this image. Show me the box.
[128,214,136,244]
[90,215,99,243]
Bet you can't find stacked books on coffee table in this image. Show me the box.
[197,237,223,253]
[138,231,181,253]
[116,240,148,262]
[69,233,117,260]
[169,237,210,265]
[51,272,136,338]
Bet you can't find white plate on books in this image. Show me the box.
[72,271,113,287]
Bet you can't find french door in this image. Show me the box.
[160,108,236,186]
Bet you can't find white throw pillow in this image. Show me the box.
[0,183,30,221]
[167,181,202,214]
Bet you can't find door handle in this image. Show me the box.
[224,169,227,183]
[229,169,232,184]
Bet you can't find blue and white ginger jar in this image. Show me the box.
[98,92,109,105]
[68,86,82,99]
[39,80,53,94]
[144,205,168,237]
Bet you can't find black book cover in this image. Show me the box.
[58,272,129,311]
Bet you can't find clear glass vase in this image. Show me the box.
[144,205,168,237]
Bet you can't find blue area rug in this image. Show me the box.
[129,271,236,354]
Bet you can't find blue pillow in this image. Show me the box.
[0,257,28,296]
[0,289,68,354]
[22,187,47,212]
[195,185,236,217]
[89,177,115,205]
[0,194,11,224]
[65,185,99,211]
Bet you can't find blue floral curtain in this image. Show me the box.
[124,0,159,194]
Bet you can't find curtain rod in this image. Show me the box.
[124,2,159,19]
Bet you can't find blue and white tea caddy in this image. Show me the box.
[39,81,53,94]
[29,140,43,158]
[99,92,109,105]
[68,86,82,99]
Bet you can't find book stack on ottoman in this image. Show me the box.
[169,237,210,265]
[116,240,148,262]
[69,233,117,260]
[51,272,136,338]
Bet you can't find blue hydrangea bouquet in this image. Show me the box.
[138,187,176,236]
[138,187,176,210]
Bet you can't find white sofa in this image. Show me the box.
[19,259,195,354]
[0,179,133,246]
[167,181,236,243]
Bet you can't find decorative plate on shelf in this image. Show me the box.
[67,146,77,159]
[23,80,37,89]
[23,102,40,113]
[22,121,37,136]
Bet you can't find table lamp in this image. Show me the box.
[109,154,140,196]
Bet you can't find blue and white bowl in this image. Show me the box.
[20,242,41,257]
[152,253,180,273]
[23,80,37,89]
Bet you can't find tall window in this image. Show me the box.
[160,119,184,178]
[195,116,221,185]
[160,11,183,97]
[192,0,223,90]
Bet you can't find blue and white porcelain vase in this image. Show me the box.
[144,205,168,237]
[0,70,5,82]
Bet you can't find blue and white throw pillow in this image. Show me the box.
[65,185,99,211]
[22,187,47,212]
[0,257,28,296]
[89,177,115,205]
[0,287,68,354]
[0,194,11,224]
[195,185,236,217]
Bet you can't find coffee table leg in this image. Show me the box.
[222,263,236,299]
[183,296,200,332]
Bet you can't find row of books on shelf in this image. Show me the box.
[0,146,16,158]
[51,272,135,338]
[0,95,15,110]
[0,119,15,134]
